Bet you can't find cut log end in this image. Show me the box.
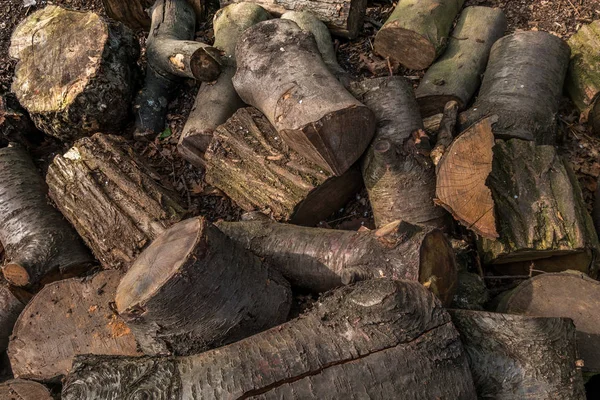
[374,25,436,70]
[189,48,221,81]
[419,229,458,306]
[2,264,30,287]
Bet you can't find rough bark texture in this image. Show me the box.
[233,19,376,176]
[9,6,139,141]
[374,0,465,70]
[450,310,585,399]
[102,0,205,31]
[46,134,186,270]
[430,100,459,166]
[351,77,448,229]
[0,146,93,288]
[0,379,53,400]
[178,3,270,166]
[415,6,506,117]
[116,217,292,356]
[216,219,457,305]
[8,271,142,382]
[0,285,24,352]
[459,31,571,144]
[63,279,477,399]
[205,108,363,226]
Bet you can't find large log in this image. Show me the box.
[415,7,506,117]
[0,146,93,288]
[102,0,205,31]
[0,380,52,400]
[9,6,139,141]
[116,217,292,356]
[459,31,570,144]
[350,77,448,229]
[62,280,477,399]
[205,108,362,226]
[233,19,376,176]
[8,271,142,382]
[450,310,585,399]
[0,285,24,353]
[374,0,465,70]
[46,134,186,270]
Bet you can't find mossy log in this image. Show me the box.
[178,3,270,166]
[8,271,142,382]
[116,217,291,356]
[374,0,465,70]
[450,310,585,399]
[415,6,506,117]
[0,285,24,352]
[350,77,448,229]
[102,0,205,31]
[459,31,570,144]
[62,280,477,399]
[233,19,376,176]
[0,380,52,400]
[9,6,139,141]
[205,108,362,226]
[46,134,186,270]
[0,146,93,288]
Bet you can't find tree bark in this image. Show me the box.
[9,6,139,141]
[450,310,586,399]
[0,380,53,400]
[0,94,41,149]
[116,217,292,356]
[8,270,142,382]
[62,279,477,399]
[0,285,24,352]
[205,108,363,226]
[233,19,376,176]
[102,0,205,31]
[350,77,448,229]
[415,6,506,117]
[459,31,571,144]
[0,146,94,288]
[594,175,600,238]
[46,133,186,270]
[374,0,465,70]
[430,100,459,166]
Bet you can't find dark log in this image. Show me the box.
[595,175,600,238]
[8,271,141,382]
[451,270,488,310]
[0,285,24,352]
[415,7,506,117]
[205,108,363,226]
[450,310,586,399]
[0,94,40,148]
[0,146,93,288]
[459,31,570,144]
[9,6,139,141]
[0,379,52,400]
[350,77,448,229]
[102,0,205,31]
[62,280,477,399]
[374,0,465,70]
[46,134,186,270]
[116,217,292,356]
[430,100,459,166]
[233,19,376,176]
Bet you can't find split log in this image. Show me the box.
[350,77,448,229]
[497,272,600,375]
[8,270,142,382]
[233,19,376,176]
[216,219,457,305]
[177,3,270,166]
[135,0,220,137]
[62,279,477,399]
[415,7,506,117]
[450,310,585,399]
[46,133,186,270]
[459,31,570,144]
[0,380,52,400]
[116,217,291,356]
[0,146,93,288]
[0,285,24,352]
[9,6,139,141]
[430,100,459,166]
[205,108,362,226]
[374,0,465,70]
[102,0,205,31]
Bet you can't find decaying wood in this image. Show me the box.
[0,285,24,352]
[0,379,52,400]
[62,280,477,399]
[116,217,292,356]
[205,108,362,226]
[415,6,506,117]
[216,219,457,305]
[0,146,93,288]
[178,3,270,166]
[430,100,459,166]
[374,0,466,70]
[459,31,571,144]
[9,6,139,141]
[450,310,585,399]
[46,134,186,270]
[102,0,205,31]
[8,271,142,382]
[350,77,448,229]
[233,19,376,176]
